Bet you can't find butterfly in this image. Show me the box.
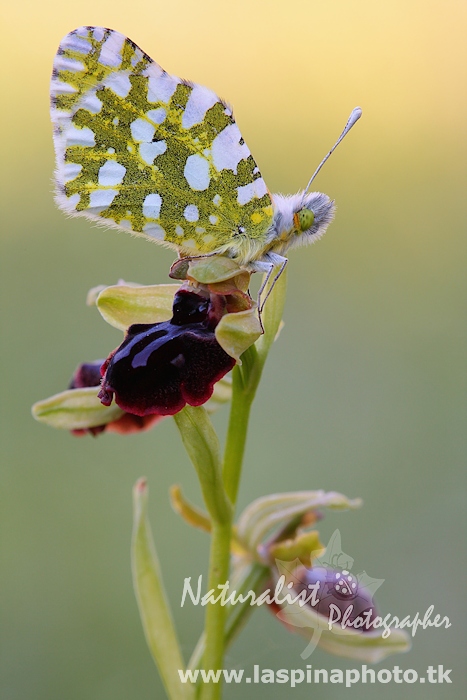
[51,26,361,294]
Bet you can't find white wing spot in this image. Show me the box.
[102,71,132,98]
[213,194,222,207]
[63,162,82,183]
[143,222,165,240]
[89,189,118,211]
[184,205,199,222]
[139,140,167,165]
[130,118,155,142]
[203,234,215,245]
[195,227,206,234]
[142,193,162,219]
[147,73,179,103]
[92,27,105,41]
[63,32,91,55]
[146,108,167,124]
[184,154,210,191]
[112,117,119,125]
[50,80,78,97]
[98,160,126,186]
[182,85,218,129]
[175,225,184,236]
[54,56,86,73]
[65,124,95,147]
[100,32,125,68]
[131,49,144,67]
[209,214,218,225]
[107,147,115,154]
[142,62,163,82]
[211,124,250,173]
[237,178,268,205]
[65,193,81,208]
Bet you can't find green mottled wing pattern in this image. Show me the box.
[51,27,274,262]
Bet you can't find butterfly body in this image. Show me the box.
[51,27,345,273]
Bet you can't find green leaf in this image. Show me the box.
[96,283,180,330]
[86,280,144,306]
[215,308,262,362]
[173,406,232,525]
[236,490,362,555]
[132,479,193,700]
[170,484,212,534]
[170,256,250,290]
[31,387,124,430]
[188,256,247,284]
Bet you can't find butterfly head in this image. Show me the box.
[266,191,335,256]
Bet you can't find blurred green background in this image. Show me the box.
[1,0,466,698]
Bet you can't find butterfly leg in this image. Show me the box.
[256,255,288,313]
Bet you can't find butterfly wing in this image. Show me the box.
[51,27,274,261]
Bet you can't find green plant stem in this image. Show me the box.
[174,407,233,700]
[188,562,270,673]
[222,364,254,505]
[223,268,287,508]
[199,520,232,700]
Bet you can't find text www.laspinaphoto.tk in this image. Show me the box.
[179,665,452,688]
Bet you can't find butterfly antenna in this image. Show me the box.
[304,107,362,194]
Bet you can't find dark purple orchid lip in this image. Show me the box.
[99,290,236,417]
[68,361,104,390]
[67,360,164,436]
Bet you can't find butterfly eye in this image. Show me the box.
[295,208,315,232]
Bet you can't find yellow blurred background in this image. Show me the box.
[1,1,466,698]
